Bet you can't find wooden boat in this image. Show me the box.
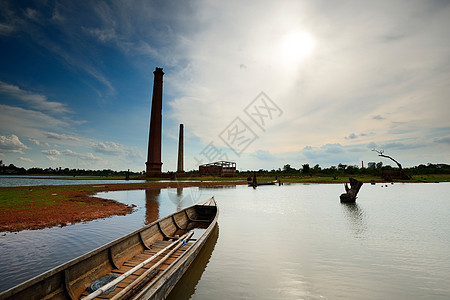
[247,174,278,187]
[0,197,218,300]
[248,180,277,187]
[167,223,219,299]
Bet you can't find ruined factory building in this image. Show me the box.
[199,161,236,177]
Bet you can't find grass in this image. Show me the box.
[408,174,450,182]
[0,185,101,212]
[0,184,136,232]
[0,188,55,211]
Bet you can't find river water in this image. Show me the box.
[1,183,449,299]
[0,175,146,187]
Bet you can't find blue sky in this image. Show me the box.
[0,0,449,172]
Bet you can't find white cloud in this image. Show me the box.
[44,132,80,142]
[0,23,15,35]
[18,157,34,163]
[84,153,100,161]
[300,143,365,166]
[164,0,450,168]
[1,0,449,170]
[92,141,144,161]
[51,5,65,23]
[62,149,100,161]
[0,3,18,35]
[24,8,40,22]
[45,156,59,161]
[0,134,29,154]
[0,4,117,96]
[93,141,124,155]
[134,41,159,57]
[84,27,117,42]
[0,81,71,114]
[42,149,61,156]
[61,149,79,157]
[29,138,40,145]
[0,105,76,140]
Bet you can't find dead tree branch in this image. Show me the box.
[372,149,411,179]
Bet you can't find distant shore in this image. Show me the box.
[1,175,448,233]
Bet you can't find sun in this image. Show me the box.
[279,31,316,66]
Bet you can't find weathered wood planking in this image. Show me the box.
[0,197,218,300]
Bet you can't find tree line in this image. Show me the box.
[1,160,449,177]
[239,162,450,176]
[0,161,140,176]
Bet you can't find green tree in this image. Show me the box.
[311,164,321,174]
[346,165,358,174]
[302,163,310,173]
[338,163,347,171]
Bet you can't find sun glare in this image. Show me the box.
[279,31,315,66]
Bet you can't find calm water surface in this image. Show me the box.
[0,175,145,187]
[1,183,449,299]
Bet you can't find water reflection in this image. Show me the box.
[199,185,237,190]
[167,186,202,208]
[145,187,199,224]
[145,188,161,224]
[341,203,367,238]
[163,185,236,210]
[167,224,219,300]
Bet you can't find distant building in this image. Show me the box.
[199,161,236,177]
[367,162,376,168]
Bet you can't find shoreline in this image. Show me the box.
[0,181,245,233]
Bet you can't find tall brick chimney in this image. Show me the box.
[177,124,184,173]
[146,67,164,176]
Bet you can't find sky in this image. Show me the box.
[0,0,449,173]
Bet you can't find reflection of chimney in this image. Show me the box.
[145,189,161,224]
[176,187,183,211]
[146,67,164,177]
[177,124,184,173]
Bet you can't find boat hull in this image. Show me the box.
[135,200,218,299]
[0,197,218,300]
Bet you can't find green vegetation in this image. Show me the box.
[0,185,99,212]
[234,163,450,183]
[1,159,449,183]
[165,173,450,183]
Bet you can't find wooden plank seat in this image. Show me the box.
[79,240,192,299]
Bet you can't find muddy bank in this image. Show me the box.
[0,181,245,233]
